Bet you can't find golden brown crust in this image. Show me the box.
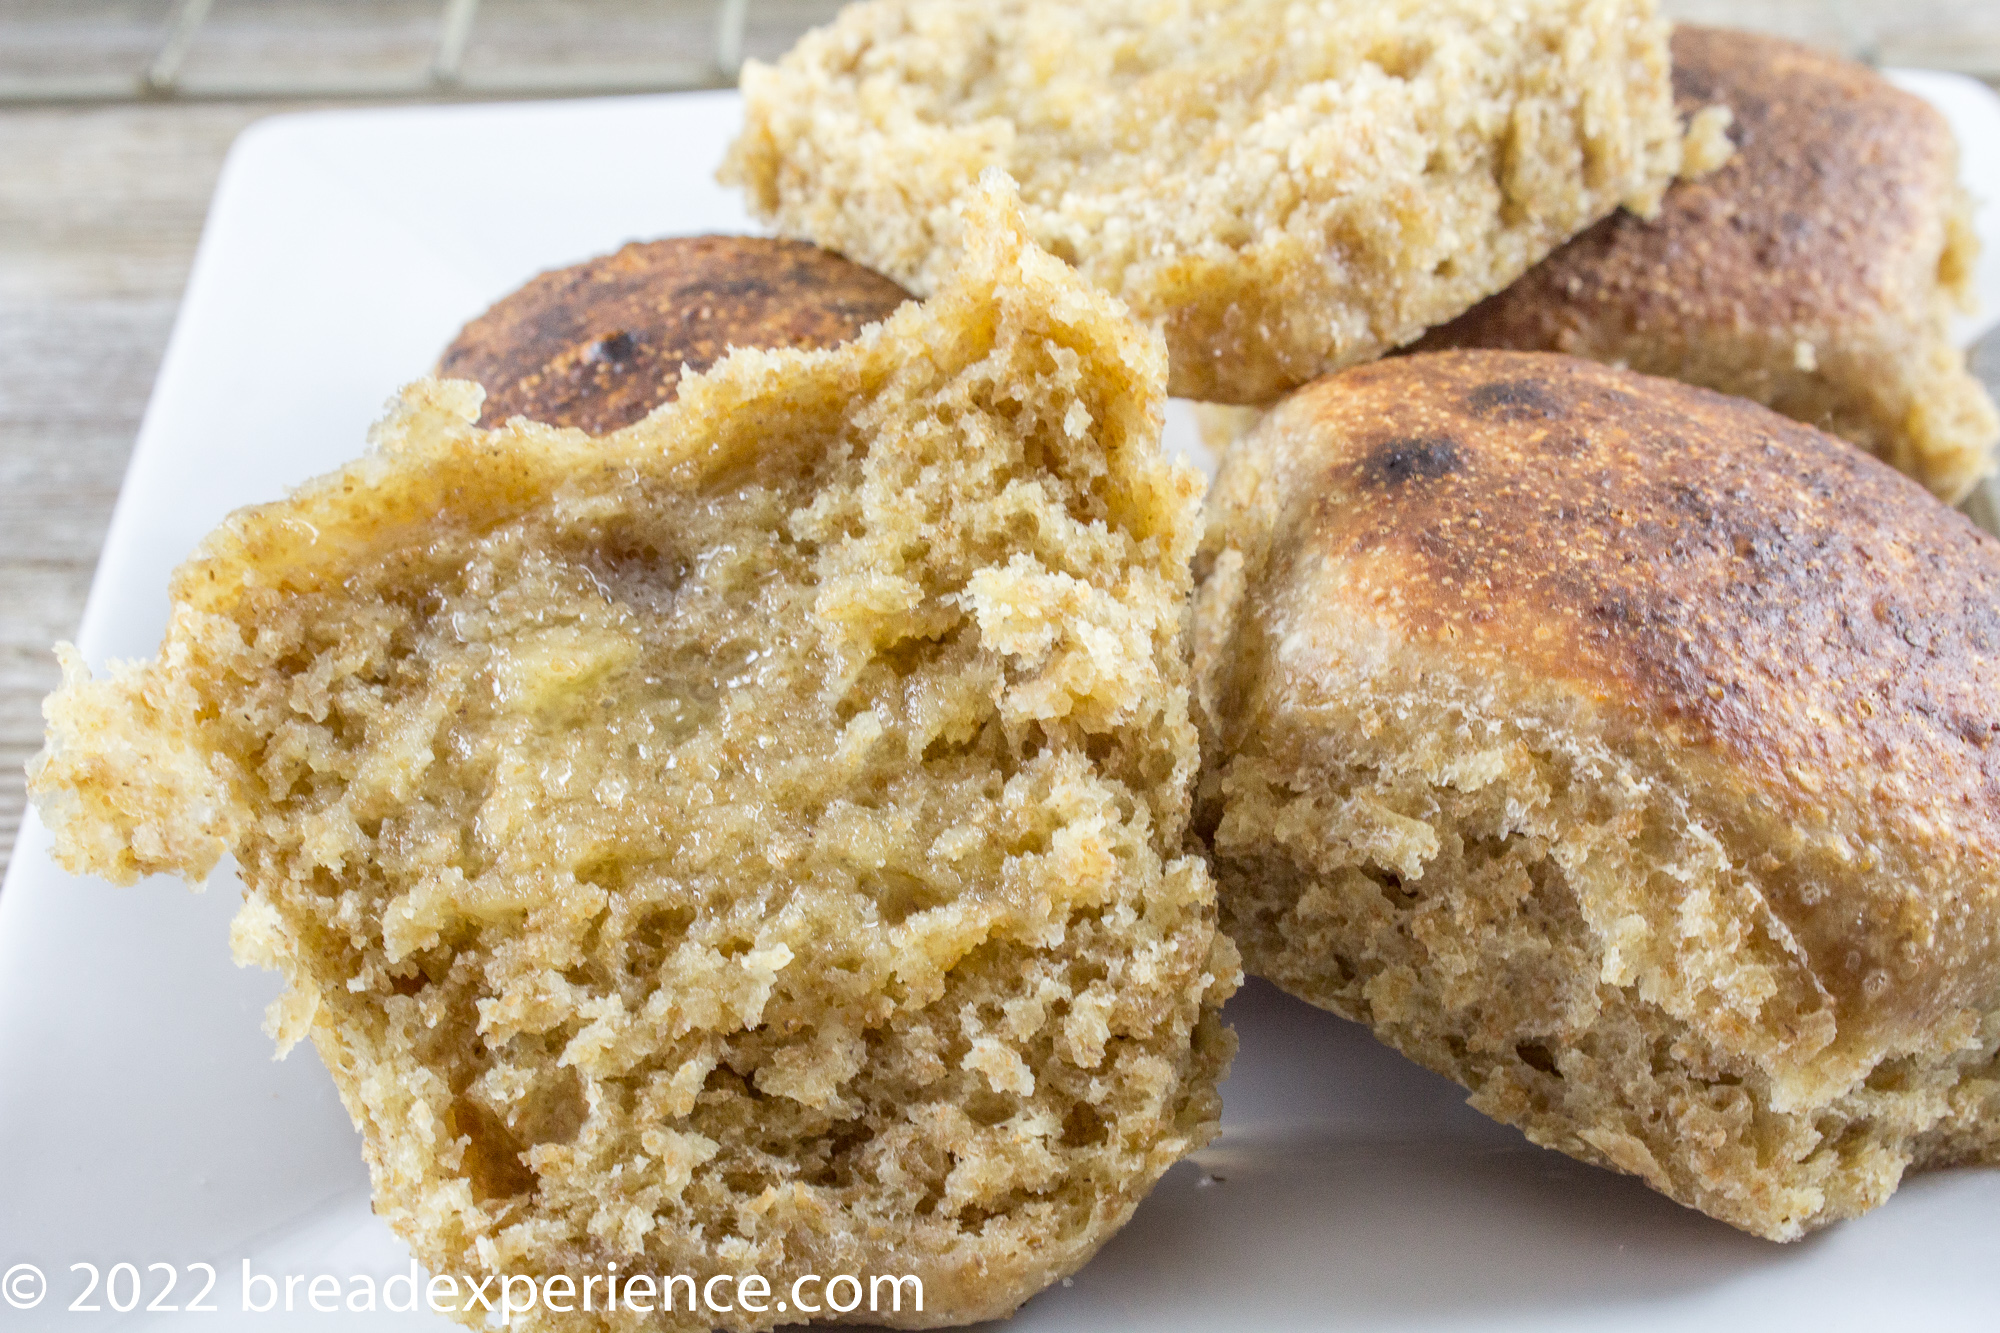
[438,236,911,435]
[1285,352,2000,844]
[1414,26,1999,501]
[1447,28,1954,335]
[1196,349,2000,1238]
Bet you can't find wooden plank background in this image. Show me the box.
[4,0,2000,867]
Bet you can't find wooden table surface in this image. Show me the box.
[4,1,2000,870]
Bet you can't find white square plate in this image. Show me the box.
[5,80,2000,1333]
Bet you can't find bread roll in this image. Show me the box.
[439,236,910,435]
[31,180,1237,1330]
[1195,349,2000,1240]
[1415,27,1998,503]
[723,0,1686,404]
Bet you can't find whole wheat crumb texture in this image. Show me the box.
[1195,351,2000,1241]
[1416,26,2000,503]
[723,0,1686,405]
[30,180,1238,1332]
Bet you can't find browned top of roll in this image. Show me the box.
[1245,350,2000,849]
[1416,26,1960,348]
[439,236,912,435]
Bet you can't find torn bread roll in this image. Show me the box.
[724,0,1687,404]
[32,179,1237,1331]
[1196,349,2000,1240]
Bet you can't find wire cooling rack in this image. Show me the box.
[0,0,834,103]
[2,0,1992,106]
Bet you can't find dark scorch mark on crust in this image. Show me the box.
[1464,378,1564,422]
[1365,436,1464,485]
